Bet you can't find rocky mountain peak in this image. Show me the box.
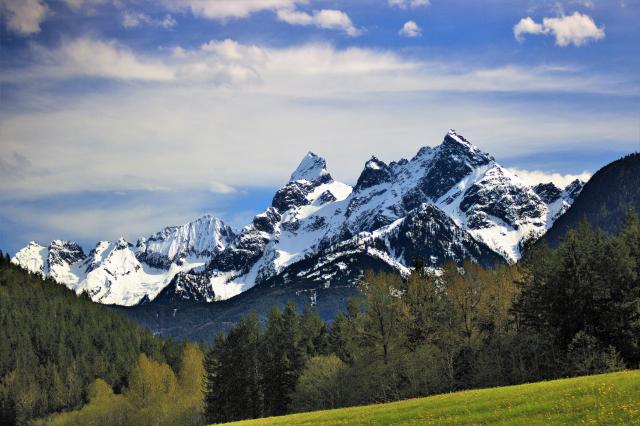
[289,152,330,183]
[440,129,494,166]
[48,240,85,267]
[355,156,392,191]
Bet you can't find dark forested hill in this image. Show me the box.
[0,254,183,425]
[543,153,640,246]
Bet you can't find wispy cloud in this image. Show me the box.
[388,0,430,9]
[276,8,361,36]
[4,37,632,97]
[122,10,176,29]
[3,38,175,82]
[160,0,306,20]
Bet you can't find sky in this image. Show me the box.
[0,0,639,255]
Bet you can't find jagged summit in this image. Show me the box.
[440,129,494,165]
[289,152,330,182]
[445,129,471,145]
[355,156,391,190]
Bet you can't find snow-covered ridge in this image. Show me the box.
[11,216,234,306]
[12,129,584,306]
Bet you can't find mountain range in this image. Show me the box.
[11,130,583,307]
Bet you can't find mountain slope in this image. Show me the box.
[543,152,640,246]
[12,130,582,306]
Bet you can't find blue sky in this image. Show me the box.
[0,0,638,254]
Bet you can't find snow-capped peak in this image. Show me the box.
[11,241,48,276]
[289,152,330,182]
[115,237,129,249]
[137,214,236,268]
[365,156,386,170]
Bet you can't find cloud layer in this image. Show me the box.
[1,37,637,203]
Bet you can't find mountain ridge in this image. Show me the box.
[11,130,583,306]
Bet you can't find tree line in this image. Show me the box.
[203,211,640,423]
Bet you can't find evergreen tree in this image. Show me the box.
[261,302,306,416]
[204,313,263,423]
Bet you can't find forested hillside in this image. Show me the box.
[0,255,201,425]
[544,152,640,245]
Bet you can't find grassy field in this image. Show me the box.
[223,370,640,425]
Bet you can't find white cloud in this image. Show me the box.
[514,12,605,46]
[399,20,421,37]
[161,0,306,20]
[277,8,361,36]
[507,168,592,187]
[0,0,48,36]
[388,0,430,8]
[514,17,546,42]
[122,10,176,28]
[9,38,175,81]
[543,12,605,46]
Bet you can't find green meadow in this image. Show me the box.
[224,370,640,425]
